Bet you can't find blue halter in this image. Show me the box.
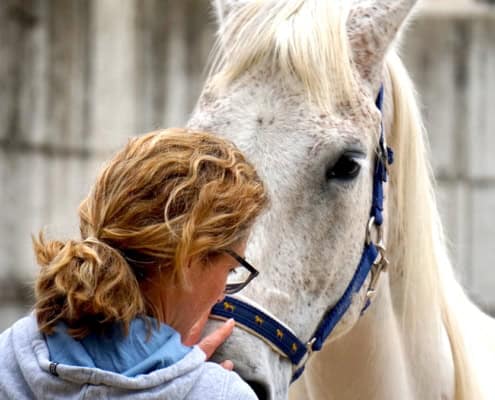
[210,86,393,382]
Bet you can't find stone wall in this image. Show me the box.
[0,1,494,331]
[0,0,216,330]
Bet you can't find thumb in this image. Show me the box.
[198,318,235,359]
[219,360,234,370]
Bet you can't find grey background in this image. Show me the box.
[1,0,494,332]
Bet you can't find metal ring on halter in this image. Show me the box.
[293,337,317,374]
[365,216,384,247]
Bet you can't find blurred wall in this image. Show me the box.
[403,3,495,312]
[0,0,494,331]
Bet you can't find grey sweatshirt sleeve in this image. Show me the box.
[188,360,258,400]
[223,371,259,400]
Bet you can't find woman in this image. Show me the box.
[0,128,268,399]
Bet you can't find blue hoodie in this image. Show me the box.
[0,315,257,399]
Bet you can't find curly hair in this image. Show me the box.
[33,128,268,339]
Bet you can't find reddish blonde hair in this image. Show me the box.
[33,128,268,338]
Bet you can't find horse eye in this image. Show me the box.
[326,155,362,181]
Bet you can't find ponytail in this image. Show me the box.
[33,232,145,338]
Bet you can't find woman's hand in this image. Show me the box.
[183,312,236,371]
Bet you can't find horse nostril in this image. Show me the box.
[245,380,269,400]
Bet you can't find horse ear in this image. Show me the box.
[348,0,419,91]
[212,0,248,28]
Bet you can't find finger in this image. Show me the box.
[198,318,235,359]
[219,360,234,371]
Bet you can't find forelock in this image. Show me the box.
[209,0,361,113]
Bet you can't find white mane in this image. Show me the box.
[385,52,482,399]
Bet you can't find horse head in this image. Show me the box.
[188,1,418,398]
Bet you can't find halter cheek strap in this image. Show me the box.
[210,86,393,382]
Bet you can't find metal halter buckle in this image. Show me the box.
[365,216,389,302]
[377,129,391,176]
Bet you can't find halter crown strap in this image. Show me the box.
[210,86,393,382]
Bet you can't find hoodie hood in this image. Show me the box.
[45,316,192,377]
[0,315,257,400]
[1,315,207,399]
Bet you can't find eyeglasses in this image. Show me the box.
[224,249,259,294]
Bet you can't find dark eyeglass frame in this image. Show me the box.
[223,249,259,295]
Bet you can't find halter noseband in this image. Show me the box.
[210,86,393,382]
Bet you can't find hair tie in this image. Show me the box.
[81,236,138,274]
[83,236,100,244]
[82,236,119,255]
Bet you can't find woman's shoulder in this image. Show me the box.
[189,358,257,400]
[0,314,43,398]
[0,314,39,347]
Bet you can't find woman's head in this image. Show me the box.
[34,128,268,338]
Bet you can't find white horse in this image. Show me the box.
[188,1,495,399]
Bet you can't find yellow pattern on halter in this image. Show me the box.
[223,301,235,312]
[255,315,264,325]
[276,329,284,339]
